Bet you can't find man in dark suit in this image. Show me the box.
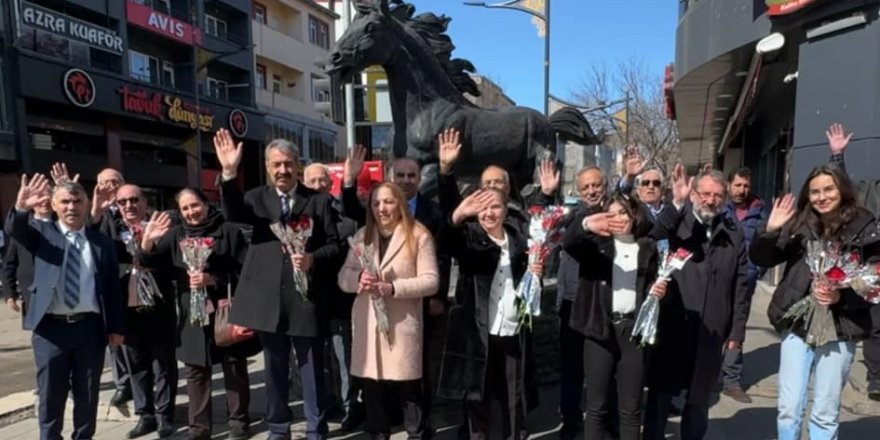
[6,175,124,440]
[3,186,54,322]
[342,146,448,433]
[214,129,342,440]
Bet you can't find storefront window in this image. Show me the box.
[308,128,337,162]
[28,129,105,157]
[266,118,304,153]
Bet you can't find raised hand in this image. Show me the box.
[766,193,796,232]
[826,123,853,155]
[50,162,79,185]
[700,162,713,174]
[583,212,618,236]
[438,128,462,175]
[451,189,495,225]
[214,128,243,178]
[538,159,560,196]
[344,145,367,187]
[15,174,50,211]
[141,211,172,247]
[624,149,646,179]
[92,181,117,211]
[670,163,692,205]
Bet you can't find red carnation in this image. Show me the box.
[202,237,215,247]
[528,205,543,216]
[675,248,692,259]
[825,266,847,283]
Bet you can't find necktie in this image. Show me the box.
[63,233,83,309]
[280,194,291,222]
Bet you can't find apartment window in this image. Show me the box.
[162,61,175,87]
[272,75,282,94]
[132,0,170,13]
[129,50,159,83]
[311,76,330,103]
[205,15,228,39]
[207,77,228,100]
[256,64,267,90]
[308,15,330,50]
[253,3,267,25]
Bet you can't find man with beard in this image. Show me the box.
[825,122,880,401]
[214,129,341,440]
[342,146,448,434]
[4,186,54,323]
[93,184,177,438]
[302,162,364,430]
[718,167,767,403]
[555,166,607,439]
[642,165,750,440]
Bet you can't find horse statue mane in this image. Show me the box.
[360,0,481,100]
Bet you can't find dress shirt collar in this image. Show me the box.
[57,221,85,239]
[275,184,298,199]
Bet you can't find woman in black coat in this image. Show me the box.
[139,188,260,440]
[749,165,880,440]
[563,193,661,440]
[437,188,542,440]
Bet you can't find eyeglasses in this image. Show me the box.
[640,180,662,188]
[116,197,140,206]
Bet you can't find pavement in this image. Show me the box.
[0,282,878,439]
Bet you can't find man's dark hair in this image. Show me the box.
[727,167,752,183]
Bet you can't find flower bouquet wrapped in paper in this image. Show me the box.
[517,205,569,330]
[849,262,880,304]
[631,247,694,346]
[179,237,215,327]
[781,240,858,347]
[121,222,163,307]
[348,236,393,346]
[270,216,313,301]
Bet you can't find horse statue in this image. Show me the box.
[327,0,597,195]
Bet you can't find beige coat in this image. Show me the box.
[338,223,439,381]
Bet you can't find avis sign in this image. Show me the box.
[126,0,202,45]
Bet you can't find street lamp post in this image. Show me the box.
[464,0,551,116]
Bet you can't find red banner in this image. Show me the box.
[126,0,201,45]
[327,161,384,198]
[766,0,822,16]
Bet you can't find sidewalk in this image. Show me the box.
[0,282,877,439]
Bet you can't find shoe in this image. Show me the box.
[559,422,579,440]
[228,424,249,440]
[127,416,158,439]
[157,419,175,438]
[868,379,880,402]
[110,389,132,407]
[722,385,753,404]
[340,412,364,432]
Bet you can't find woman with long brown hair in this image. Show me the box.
[338,182,439,439]
[751,164,880,440]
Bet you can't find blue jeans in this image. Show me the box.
[777,332,855,440]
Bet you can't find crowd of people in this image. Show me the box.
[1,122,879,440]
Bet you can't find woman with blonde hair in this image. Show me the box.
[338,182,439,440]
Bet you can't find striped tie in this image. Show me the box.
[63,233,83,309]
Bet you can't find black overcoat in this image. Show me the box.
[647,204,750,406]
[220,180,341,336]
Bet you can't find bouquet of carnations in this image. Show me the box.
[179,237,215,327]
[517,205,570,330]
[270,216,313,302]
[348,236,393,347]
[782,241,878,346]
[631,247,694,346]
[121,222,163,307]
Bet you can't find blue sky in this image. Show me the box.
[405,0,678,109]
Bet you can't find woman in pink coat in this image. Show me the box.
[338,182,439,439]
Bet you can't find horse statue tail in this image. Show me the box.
[548,107,601,146]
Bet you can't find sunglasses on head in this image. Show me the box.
[116,197,140,206]
[640,180,662,188]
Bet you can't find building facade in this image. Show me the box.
[464,74,516,109]
[252,0,341,163]
[674,0,880,201]
[0,0,266,211]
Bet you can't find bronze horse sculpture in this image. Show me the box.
[327,0,597,195]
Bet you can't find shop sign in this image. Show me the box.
[118,86,215,131]
[125,1,201,46]
[228,109,249,137]
[17,0,124,54]
[766,0,822,16]
[63,68,96,108]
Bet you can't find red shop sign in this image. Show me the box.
[126,0,202,45]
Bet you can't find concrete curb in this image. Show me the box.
[0,391,35,428]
